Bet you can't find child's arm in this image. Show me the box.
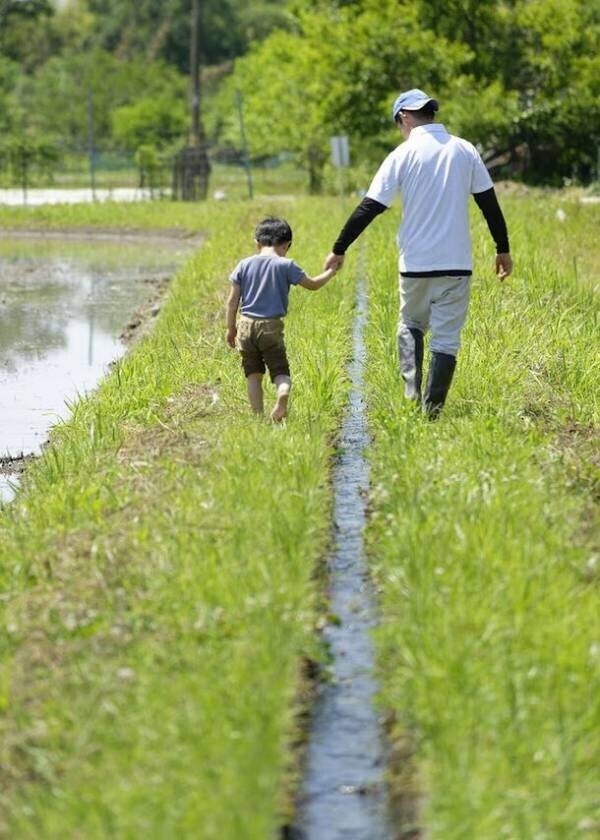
[225,284,241,347]
[298,266,338,291]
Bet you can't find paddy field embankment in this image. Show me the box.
[0,192,598,838]
[365,195,599,838]
[0,198,355,837]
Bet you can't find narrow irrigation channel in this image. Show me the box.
[295,274,392,839]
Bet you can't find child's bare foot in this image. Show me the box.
[270,392,289,422]
[271,375,291,422]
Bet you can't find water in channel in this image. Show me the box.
[0,233,195,502]
[295,277,392,838]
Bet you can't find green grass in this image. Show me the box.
[364,194,600,838]
[0,197,354,836]
[1,191,598,837]
[0,199,218,231]
[0,181,310,232]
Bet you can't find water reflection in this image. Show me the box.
[0,234,195,501]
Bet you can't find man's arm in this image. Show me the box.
[473,187,513,279]
[324,197,387,270]
[225,284,241,347]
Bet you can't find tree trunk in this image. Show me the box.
[307,144,325,194]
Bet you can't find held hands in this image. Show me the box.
[324,252,345,272]
[226,326,237,348]
[496,253,513,280]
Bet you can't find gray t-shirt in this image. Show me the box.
[230,254,306,319]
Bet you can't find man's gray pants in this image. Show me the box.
[397,274,471,402]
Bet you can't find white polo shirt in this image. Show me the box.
[366,123,493,274]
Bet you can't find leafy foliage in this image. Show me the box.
[225,0,600,186]
[0,0,598,186]
[112,96,187,152]
[0,131,59,188]
[82,0,292,71]
[19,51,186,148]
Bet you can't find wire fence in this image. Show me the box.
[0,145,309,205]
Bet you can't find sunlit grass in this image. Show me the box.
[364,195,599,838]
[0,197,353,836]
[1,190,596,837]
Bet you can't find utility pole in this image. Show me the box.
[87,89,97,202]
[172,0,211,200]
[235,90,253,200]
[190,0,201,146]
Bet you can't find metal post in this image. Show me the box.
[87,89,97,201]
[235,90,253,200]
[172,0,210,200]
[190,0,201,147]
[87,275,95,366]
[21,150,27,206]
[330,135,349,206]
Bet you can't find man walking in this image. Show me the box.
[325,88,512,418]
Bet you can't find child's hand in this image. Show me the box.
[226,326,237,348]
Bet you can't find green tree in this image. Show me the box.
[112,96,187,151]
[18,50,186,150]
[0,56,19,133]
[440,77,520,164]
[1,0,598,186]
[228,0,600,186]
[0,130,59,195]
[507,0,600,181]
[133,144,160,192]
[83,0,293,71]
[413,0,600,182]
[0,0,55,70]
[0,0,51,25]
[227,0,467,190]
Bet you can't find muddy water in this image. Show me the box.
[0,188,154,206]
[295,278,392,838]
[0,233,195,501]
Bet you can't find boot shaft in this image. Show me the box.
[423,351,456,419]
[398,326,424,401]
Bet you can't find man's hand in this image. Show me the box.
[324,252,345,272]
[226,326,237,348]
[496,253,513,280]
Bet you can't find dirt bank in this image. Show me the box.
[0,226,204,245]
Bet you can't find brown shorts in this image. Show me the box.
[236,315,290,381]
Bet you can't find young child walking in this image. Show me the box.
[226,217,338,421]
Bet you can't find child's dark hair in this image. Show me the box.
[255,217,292,246]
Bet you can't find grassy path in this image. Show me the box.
[1,192,597,837]
[0,199,354,836]
[364,195,599,838]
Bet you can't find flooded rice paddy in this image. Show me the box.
[0,188,154,206]
[0,231,197,501]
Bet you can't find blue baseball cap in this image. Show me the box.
[392,88,439,120]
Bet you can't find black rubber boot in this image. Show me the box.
[423,352,457,419]
[397,326,424,402]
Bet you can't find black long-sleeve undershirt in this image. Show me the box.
[331,188,510,258]
[332,197,387,255]
[473,187,510,253]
